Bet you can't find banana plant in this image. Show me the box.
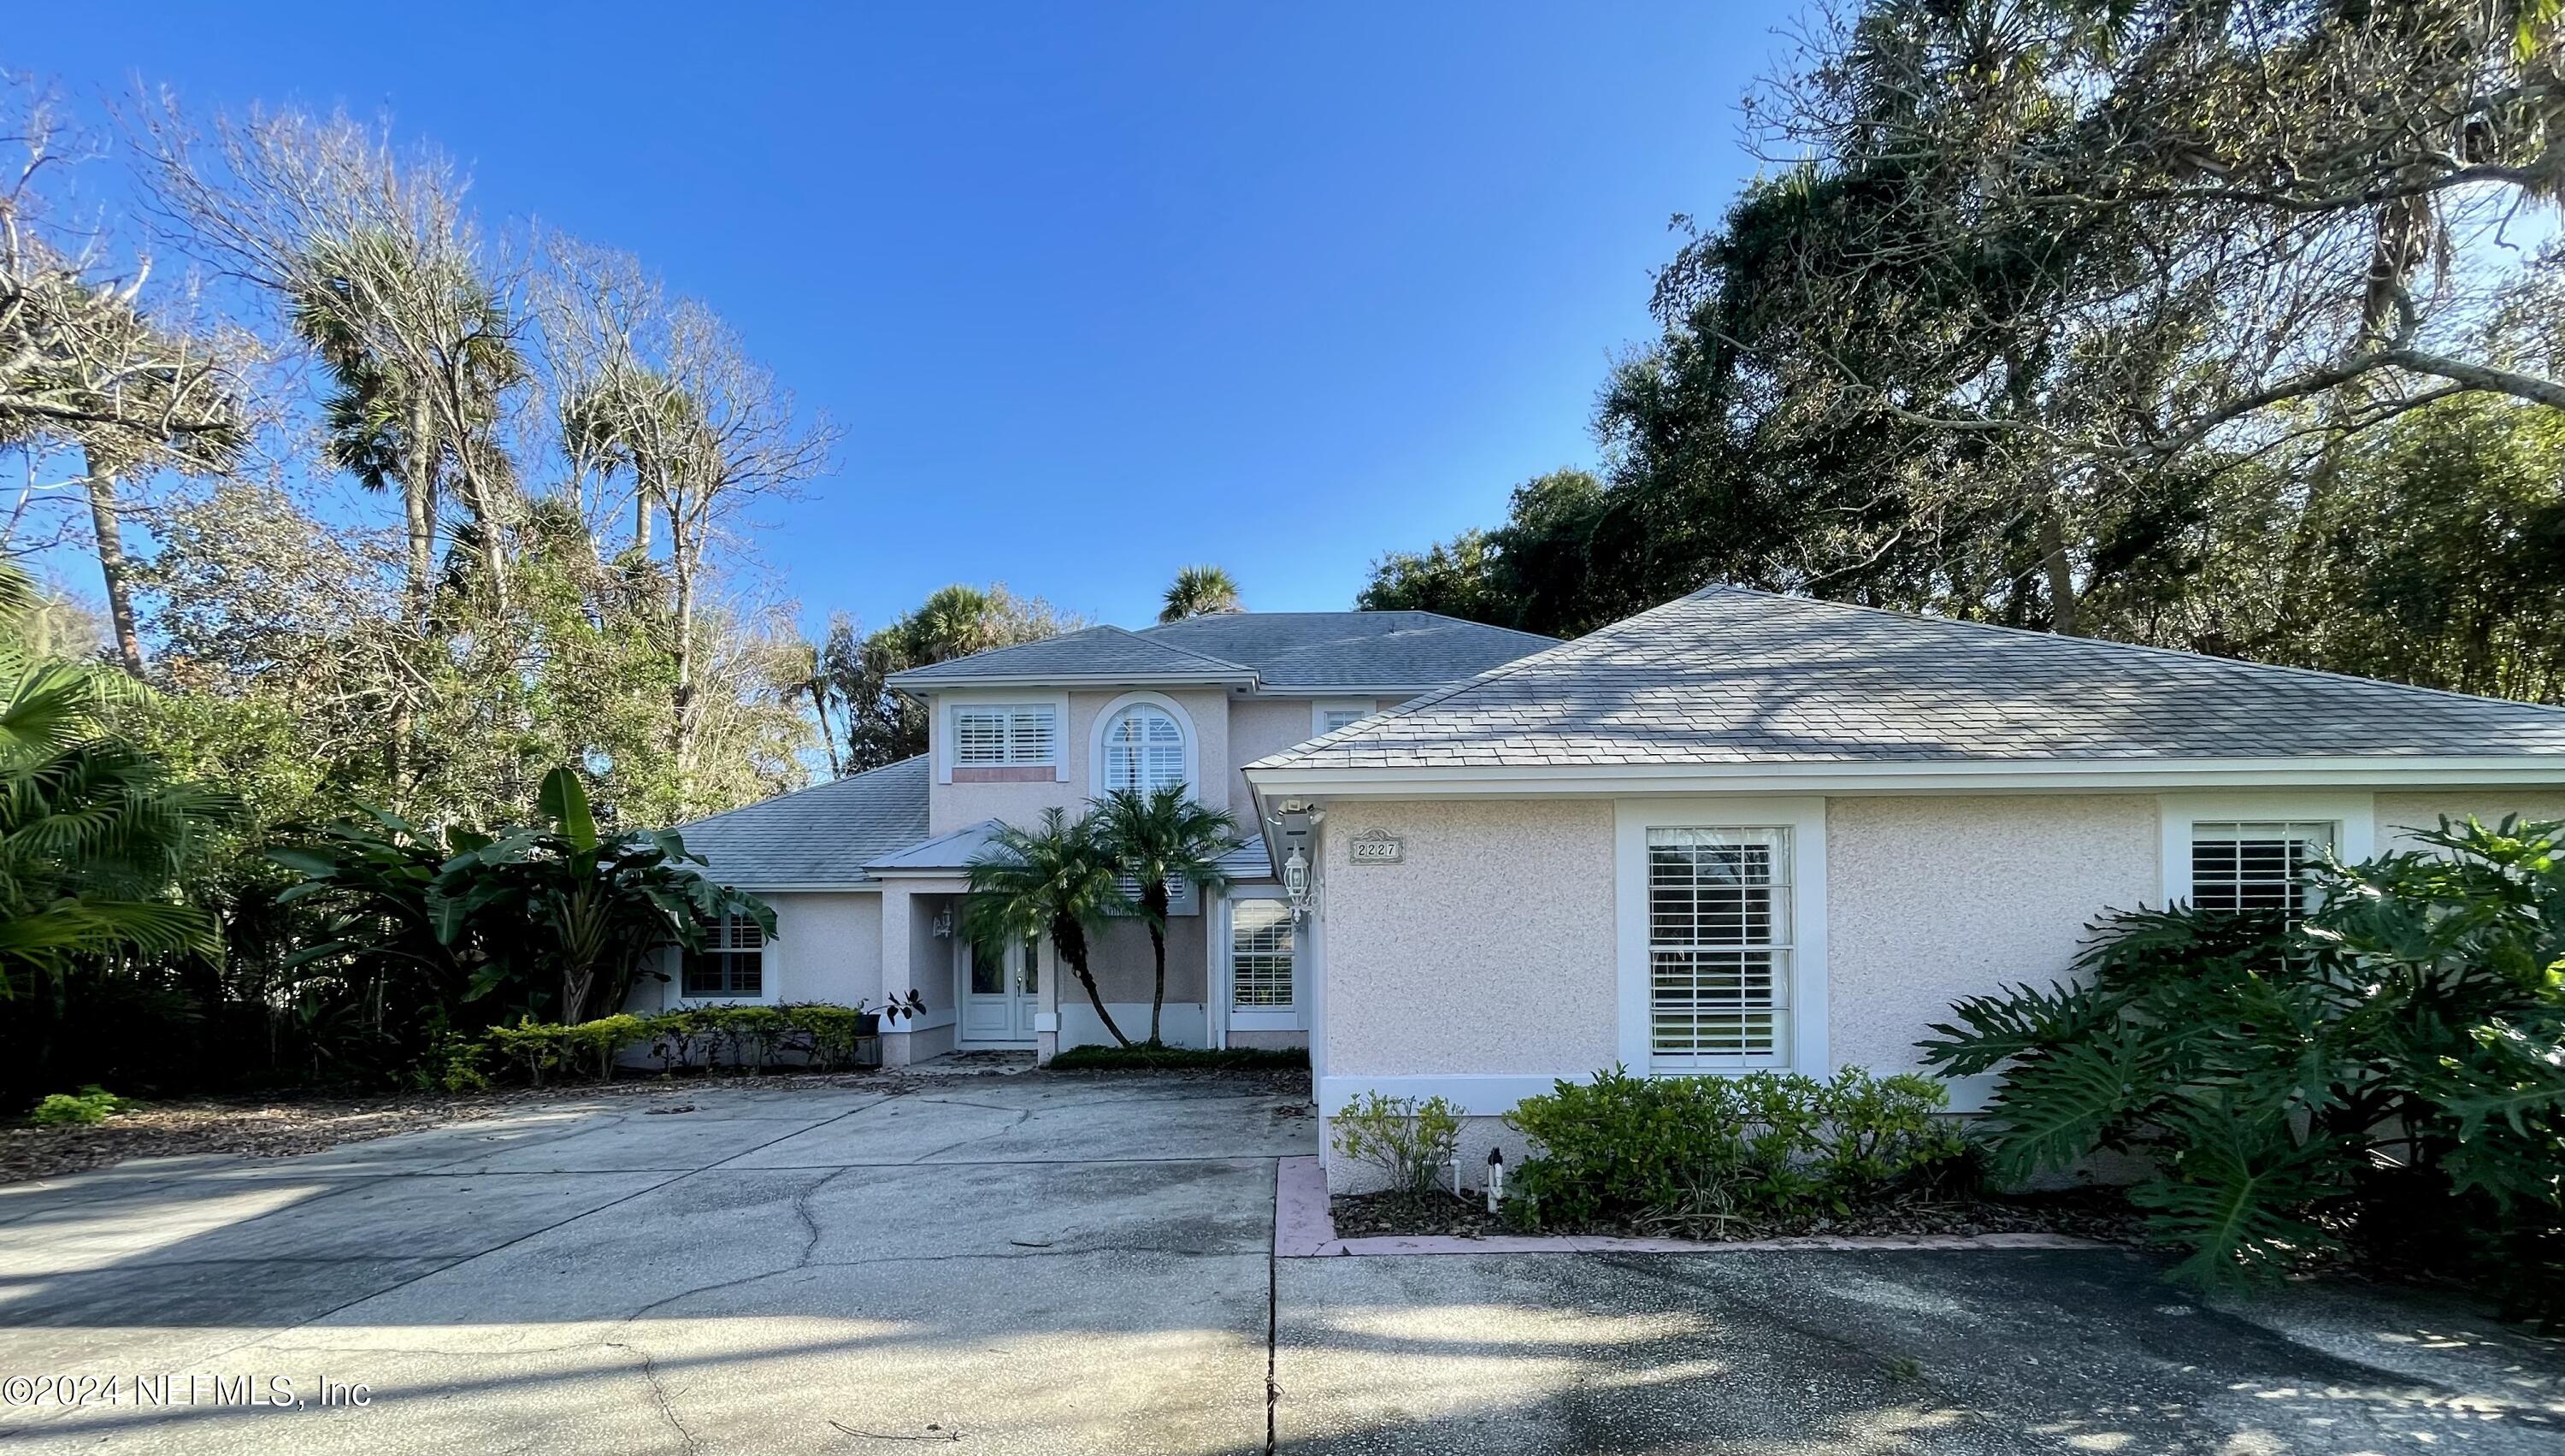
[274,767,773,1026]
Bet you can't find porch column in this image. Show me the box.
[878,881,917,1067]
[1034,936,1059,1066]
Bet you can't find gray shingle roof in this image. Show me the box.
[866,819,1005,873]
[1137,611,1559,689]
[674,756,929,887]
[1252,587,2565,772]
[887,626,1253,688]
[884,611,1557,693]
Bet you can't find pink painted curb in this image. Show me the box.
[1271,1155,2103,1259]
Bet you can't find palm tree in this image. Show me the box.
[0,565,227,995]
[964,809,1135,1047]
[292,231,526,622]
[1088,786,1241,1042]
[1159,565,1242,623]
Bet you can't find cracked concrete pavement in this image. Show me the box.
[0,1075,1309,1455]
[0,1072,2556,1455]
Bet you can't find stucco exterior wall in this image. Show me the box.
[928,687,1237,834]
[1321,799,1619,1077]
[625,891,883,1011]
[2376,792,2565,850]
[766,892,885,1006]
[1228,699,1329,814]
[1824,795,2160,1081]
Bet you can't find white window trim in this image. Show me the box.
[1312,699,1377,737]
[1088,691,1200,799]
[2158,792,2374,907]
[935,690,1069,784]
[1613,796,1828,1076]
[1223,888,1302,1031]
[674,917,777,1006]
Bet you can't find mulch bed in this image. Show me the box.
[1330,1186,2150,1245]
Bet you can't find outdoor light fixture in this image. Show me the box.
[1282,847,1312,922]
[1486,1147,1505,1214]
[930,908,954,940]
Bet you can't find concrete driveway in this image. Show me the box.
[0,1072,1310,1455]
[0,1074,2556,1455]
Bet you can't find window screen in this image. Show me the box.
[682,915,765,998]
[952,704,1057,767]
[1647,828,1790,1064]
[2191,821,2333,917]
[1100,704,1185,793]
[1230,901,1295,1010]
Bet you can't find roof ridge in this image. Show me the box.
[675,754,925,832]
[1140,607,1560,645]
[1710,585,2565,718]
[1248,593,1704,769]
[1088,622,1255,675]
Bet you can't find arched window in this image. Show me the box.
[1100,703,1187,794]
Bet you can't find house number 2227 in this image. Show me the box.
[1347,831,1404,865]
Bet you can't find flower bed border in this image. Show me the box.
[1271,1156,2104,1259]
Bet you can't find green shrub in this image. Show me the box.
[1331,1092,1462,1195]
[1920,816,2565,1316]
[485,1003,885,1085]
[30,1086,127,1126]
[1503,1066,1966,1231]
[1046,1044,1307,1071]
[486,1019,572,1086]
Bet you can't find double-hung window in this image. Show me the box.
[952,704,1057,771]
[1647,827,1791,1066]
[1229,901,1295,1010]
[2189,821,2333,920]
[683,915,764,999]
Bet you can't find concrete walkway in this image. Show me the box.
[0,1076,2556,1454]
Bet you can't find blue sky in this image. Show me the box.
[20,3,1781,634]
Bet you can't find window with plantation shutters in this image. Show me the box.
[952,704,1057,769]
[1647,827,1790,1066]
[2190,821,2333,919]
[1110,871,1198,917]
[682,915,764,999]
[1100,704,1185,793]
[1230,901,1294,1009]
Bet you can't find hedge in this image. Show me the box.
[456,1003,882,1088]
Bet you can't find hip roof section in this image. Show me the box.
[1250,587,2565,773]
[674,755,930,888]
[886,611,1557,693]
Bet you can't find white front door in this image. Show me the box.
[958,937,1040,1046]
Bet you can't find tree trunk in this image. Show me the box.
[669,513,699,806]
[1055,919,1132,1047]
[80,448,145,678]
[404,398,438,627]
[2037,502,2079,636]
[811,692,842,778]
[1143,883,1169,1044]
[634,491,653,554]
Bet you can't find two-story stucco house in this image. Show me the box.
[646,610,1556,1065]
[659,583,2565,1193]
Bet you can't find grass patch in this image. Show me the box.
[1045,1044,1306,1071]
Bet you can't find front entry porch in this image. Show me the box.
[874,877,1306,1067]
